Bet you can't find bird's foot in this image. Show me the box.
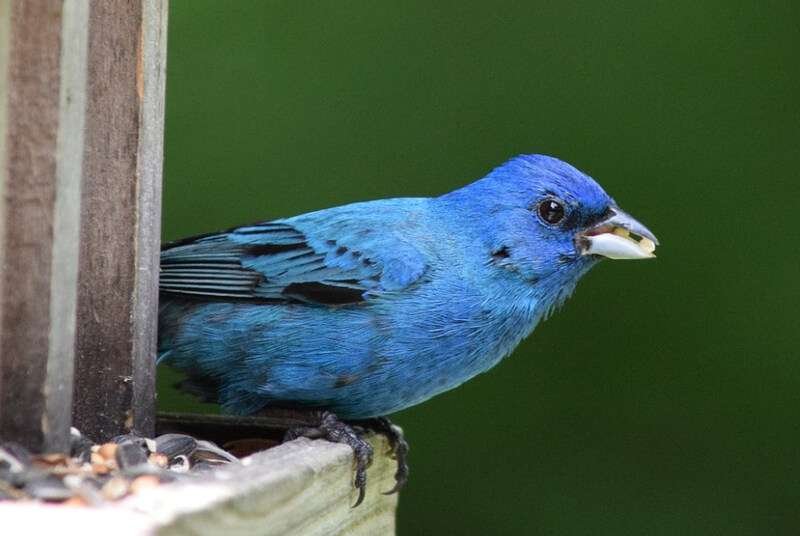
[354,416,409,495]
[281,410,408,507]
[284,410,374,507]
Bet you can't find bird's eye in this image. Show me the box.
[537,199,565,225]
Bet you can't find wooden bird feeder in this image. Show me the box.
[0,1,398,533]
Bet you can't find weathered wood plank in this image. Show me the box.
[0,0,168,451]
[0,437,399,535]
[0,0,88,453]
[72,0,168,441]
[133,0,169,438]
[130,436,399,535]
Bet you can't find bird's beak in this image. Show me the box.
[577,207,659,260]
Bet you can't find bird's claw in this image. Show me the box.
[357,416,409,495]
[283,411,409,507]
[284,411,373,507]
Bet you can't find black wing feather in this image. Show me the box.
[160,222,375,306]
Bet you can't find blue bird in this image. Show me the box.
[158,154,658,503]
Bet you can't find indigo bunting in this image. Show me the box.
[158,154,658,503]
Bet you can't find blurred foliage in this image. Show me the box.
[159,1,800,534]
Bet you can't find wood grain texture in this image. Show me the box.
[0,0,82,453]
[45,0,89,453]
[132,0,168,438]
[0,0,166,452]
[72,0,167,441]
[132,436,399,536]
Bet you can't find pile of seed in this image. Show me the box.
[0,428,238,505]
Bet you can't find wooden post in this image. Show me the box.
[0,0,88,453]
[72,0,168,442]
[0,0,167,451]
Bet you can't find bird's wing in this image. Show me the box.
[160,212,429,306]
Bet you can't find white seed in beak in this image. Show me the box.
[582,232,656,260]
[639,237,656,254]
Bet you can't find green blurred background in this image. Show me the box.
[159,1,799,534]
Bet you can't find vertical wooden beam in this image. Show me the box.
[0,0,88,453]
[72,0,168,441]
[0,0,167,450]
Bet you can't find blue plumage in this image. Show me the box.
[158,154,657,419]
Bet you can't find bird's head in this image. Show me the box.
[440,154,658,286]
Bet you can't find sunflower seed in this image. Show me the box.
[155,434,197,459]
[115,440,149,469]
[168,454,190,473]
[69,434,94,464]
[193,440,238,464]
